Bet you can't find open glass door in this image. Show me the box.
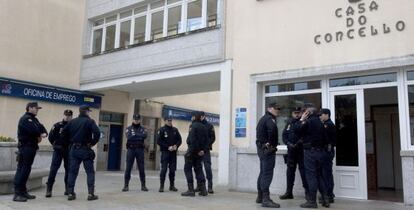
[330,90,367,199]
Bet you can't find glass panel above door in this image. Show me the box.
[329,73,397,87]
[265,81,321,94]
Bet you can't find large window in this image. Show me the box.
[407,71,414,146]
[330,73,397,87]
[264,81,322,145]
[187,0,203,31]
[89,0,218,54]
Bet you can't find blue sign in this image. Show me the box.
[235,108,247,138]
[0,78,102,108]
[162,105,220,125]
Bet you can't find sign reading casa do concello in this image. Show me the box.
[314,0,407,45]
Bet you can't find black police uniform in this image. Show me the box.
[322,118,337,201]
[255,111,278,206]
[280,117,308,198]
[201,119,215,192]
[124,123,147,190]
[62,112,100,200]
[157,124,182,191]
[182,119,209,196]
[296,113,329,207]
[14,112,47,200]
[46,120,71,196]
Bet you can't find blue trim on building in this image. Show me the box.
[162,105,220,125]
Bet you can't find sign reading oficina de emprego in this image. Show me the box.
[314,0,407,45]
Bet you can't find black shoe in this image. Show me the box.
[141,185,149,192]
[64,191,69,196]
[169,186,178,192]
[300,201,318,208]
[194,185,201,192]
[122,186,129,192]
[256,191,263,204]
[262,192,280,208]
[13,195,27,202]
[45,191,52,198]
[181,183,196,197]
[23,192,36,199]
[87,194,99,201]
[328,195,334,203]
[279,192,293,200]
[199,184,208,196]
[208,186,214,194]
[159,187,164,193]
[68,193,76,201]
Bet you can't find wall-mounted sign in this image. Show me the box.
[314,0,407,45]
[0,78,102,108]
[162,105,220,125]
[235,108,247,138]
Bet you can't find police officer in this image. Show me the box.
[181,111,209,197]
[320,108,337,204]
[256,103,280,208]
[296,104,329,208]
[279,107,308,200]
[13,102,48,202]
[157,116,182,192]
[122,114,148,192]
[62,105,100,201]
[46,109,73,198]
[200,111,216,194]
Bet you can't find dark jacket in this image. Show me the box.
[256,111,278,147]
[295,114,327,148]
[125,124,147,148]
[17,112,47,149]
[201,119,216,150]
[282,118,301,146]
[157,125,182,151]
[61,114,100,146]
[324,119,337,146]
[186,120,209,154]
[48,120,70,148]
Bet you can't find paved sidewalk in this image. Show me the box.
[0,170,411,210]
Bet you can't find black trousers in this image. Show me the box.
[67,147,96,193]
[160,151,177,184]
[124,148,145,184]
[257,146,276,194]
[184,153,205,185]
[47,148,69,188]
[202,150,213,185]
[14,146,37,195]
[284,146,308,194]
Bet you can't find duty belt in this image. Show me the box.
[72,143,90,149]
[127,144,144,149]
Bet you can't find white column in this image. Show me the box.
[218,60,232,185]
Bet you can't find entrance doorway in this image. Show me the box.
[141,117,159,170]
[364,87,403,202]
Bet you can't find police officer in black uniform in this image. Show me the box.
[46,109,73,198]
[157,116,182,192]
[320,108,337,204]
[62,105,100,201]
[181,111,209,197]
[13,102,48,202]
[296,104,329,208]
[280,107,308,200]
[200,111,216,194]
[122,114,148,192]
[256,103,280,208]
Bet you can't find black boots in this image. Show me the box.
[23,192,36,199]
[13,194,27,202]
[169,181,178,192]
[141,181,148,192]
[301,194,317,209]
[279,192,293,200]
[67,192,76,201]
[198,183,208,196]
[45,183,52,198]
[318,194,330,208]
[87,187,98,201]
[256,191,263,204]
[261,192,280,208]
[159,181,164,193]
[208,182,214,194]
[181,183,196,197]
[122,180,129,192]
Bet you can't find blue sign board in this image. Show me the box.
[0,78,102,108]
[235,108,247,138]
[162,105,220,125]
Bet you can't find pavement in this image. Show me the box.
[0,170,412,210]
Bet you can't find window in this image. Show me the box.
[120,10,132,19]
[266,81,321,94]
[151,0,165,9]
[187,0,202,31]
[151,11,164,40]
[134,16,147,44]
[407,71,414,81]
[94,19,104,26]
[119,20,131,48]
[134,5,147,14]
[167,6,182,36]
[168,0,181,4]
[105,15,117,23]
[265,93,322,145]
[92,29,103,53]
[330,73,397,87]
[207,0,218,27]
[105,24,116,51]
[408,85,414,145]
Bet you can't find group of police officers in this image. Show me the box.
[256,103,336,208]
[13,102,216,202]
[13,100,335,208]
